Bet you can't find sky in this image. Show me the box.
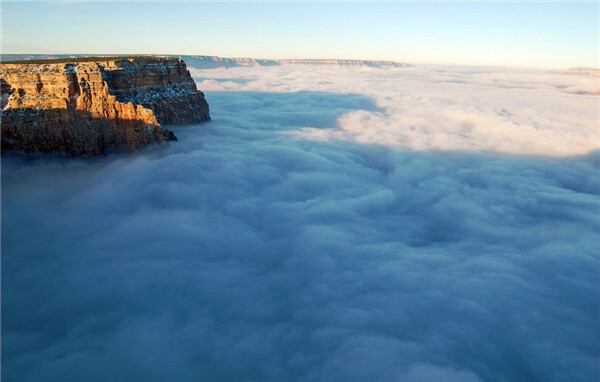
[1,1,598,69]
[2,64,599,381]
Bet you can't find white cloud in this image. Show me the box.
[192,65,600,156]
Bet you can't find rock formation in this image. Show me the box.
[1,56,210,156]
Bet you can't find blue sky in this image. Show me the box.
[2,1,598,68]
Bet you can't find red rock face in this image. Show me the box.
[1,56,210,156]
[100,58,211,124]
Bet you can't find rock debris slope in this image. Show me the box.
[1,56,210,156]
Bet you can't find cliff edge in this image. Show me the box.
[1,56,210,156]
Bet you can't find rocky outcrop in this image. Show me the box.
[99,58,210,124]
[1,56,210,156]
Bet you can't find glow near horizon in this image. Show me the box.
[1,2,598,69]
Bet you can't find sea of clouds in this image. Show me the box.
[194,65,600,157]
[2,65,599,381]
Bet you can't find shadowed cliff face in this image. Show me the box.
[101,58,210,125]
[1,108,175,156]
[0,57,209,156]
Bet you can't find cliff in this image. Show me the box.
[1,56,210,156]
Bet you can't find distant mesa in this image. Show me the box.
[564,67,600,77]
[547,67,600,95]
[177,56,411,70]
[550,66,600,78]
[2,54,412,70]
[1,56,210,156]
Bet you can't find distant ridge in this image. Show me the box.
[181,55,411,69]
[564,67,600,77]
[548,66,600,78]
[1,54,411,69]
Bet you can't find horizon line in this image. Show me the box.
[1,52,596,71]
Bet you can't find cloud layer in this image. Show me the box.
[2,66,600,381]
[193,65,600,156]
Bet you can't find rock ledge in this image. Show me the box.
[1,56,210,156]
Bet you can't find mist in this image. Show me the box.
[2,65,599,381]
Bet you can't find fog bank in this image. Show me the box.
[2,66,599,381]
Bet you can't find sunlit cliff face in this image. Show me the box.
[2,65,599,382]
[0,58,210,156]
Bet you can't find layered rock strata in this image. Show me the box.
[1,56,210,156]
